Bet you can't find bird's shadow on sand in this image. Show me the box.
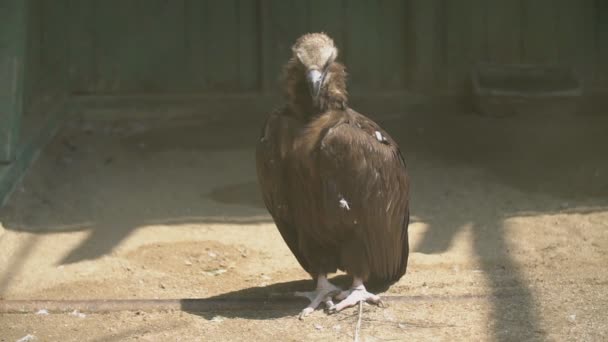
[182,275,394,320]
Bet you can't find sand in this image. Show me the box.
[1,107,607,341]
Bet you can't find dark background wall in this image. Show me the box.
[28,0,608,97]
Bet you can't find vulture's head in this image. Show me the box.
[286,33,346,111]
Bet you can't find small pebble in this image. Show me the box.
[314,324,324,330]
[35,309,49,315]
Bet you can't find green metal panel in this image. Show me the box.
[203,0,242,89]
[90,0,187,93]
[187,0,258,91]
[486,0,522,64]
[260,0,309,92]
[17,0,604,97]
[63,0,409,94]
[0,0,70,204]
[556,0,596,86]
[66,0,261,94]
[377,0,407,89]
[409,0,443,91]
[345,0,383,91]
[469,0,488,64]
[597,0,608,87]
[21,0,69,145]
[0,0,28,162]
[237,0,260,90]
[405,0,608,94]
[445,0,471,90]
[67,0,97,93]
[522,0,558,64]
[309,0,345,47]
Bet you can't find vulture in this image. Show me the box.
[256,33,410,318]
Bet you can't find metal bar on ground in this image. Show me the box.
[0,293,516,314]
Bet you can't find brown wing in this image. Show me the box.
[315,110,410,283]
[255,109,311,273]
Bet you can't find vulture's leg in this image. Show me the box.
[328,277,382,313]
[294,274,342,319]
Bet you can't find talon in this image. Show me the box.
[299,307,314,320]
[327,304,338,314]
[295,275,342,318]
[324,299,335,308]
[330,277,383,313]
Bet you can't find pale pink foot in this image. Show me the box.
[328,278,382,313]
[294,274,342,319]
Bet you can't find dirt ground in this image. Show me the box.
[1,105,607,341]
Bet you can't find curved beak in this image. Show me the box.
[306,69,325,102]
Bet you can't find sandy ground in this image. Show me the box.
[1,105,608,341]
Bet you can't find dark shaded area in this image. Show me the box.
[182,276,349,320]
[0,117,272,265]
[209,181,266,209]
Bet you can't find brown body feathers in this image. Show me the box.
[256,33,410,286]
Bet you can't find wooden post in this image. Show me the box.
[0,0,28,163]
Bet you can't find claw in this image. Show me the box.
[295,275,342,319]
[299,307,315,319]
[329,278,383,313]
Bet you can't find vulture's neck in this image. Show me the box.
[284,60,348,121]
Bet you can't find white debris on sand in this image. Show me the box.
[16,334,36,342]
[70,310,86,318]
[35,309,49,315]
[203,269,226,276]
[210,316,225,323]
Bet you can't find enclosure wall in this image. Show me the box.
[58,0,608,96]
